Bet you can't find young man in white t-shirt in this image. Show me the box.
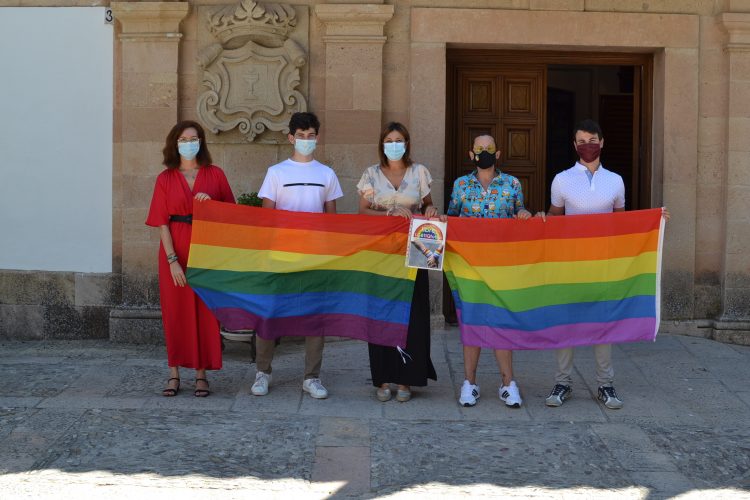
[251,112,343,399]
[541,119,626,410]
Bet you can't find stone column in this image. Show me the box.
[409,41,447,322]
[110,2,190,342]
[659,47,700,321]
[313,3,394,213]
[718,13,750,342]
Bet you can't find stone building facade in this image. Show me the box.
[1,0,749,345]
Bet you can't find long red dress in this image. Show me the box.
[145,165,235,370]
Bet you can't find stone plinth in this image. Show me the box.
[0,270,116,340]
[109,308,164,344]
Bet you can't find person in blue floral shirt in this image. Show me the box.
[447,136,531,219]
[447,134,531,409]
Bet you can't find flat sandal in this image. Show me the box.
[162,377,180,397]
[194,378,210,397]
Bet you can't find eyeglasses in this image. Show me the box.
[473,145,496,154]
[177,138,200,144]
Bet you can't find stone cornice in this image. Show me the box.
[314,4,394,44]
[721,12,750,50]
[111,2,190,42]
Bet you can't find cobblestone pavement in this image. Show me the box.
[2,330,750,499]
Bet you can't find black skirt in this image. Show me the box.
[368,269,437,387]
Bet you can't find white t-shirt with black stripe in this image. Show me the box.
[258,158,343,213]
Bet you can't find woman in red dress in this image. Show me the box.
[146,121,235,397]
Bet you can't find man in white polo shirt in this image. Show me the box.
[251,111,343,400]
[542,119,626,410]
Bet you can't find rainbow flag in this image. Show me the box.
[186,201,417,347]
[444,209,664,350]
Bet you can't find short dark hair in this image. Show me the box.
[162,120,212,169]
[378,122,413,167]
[289,112,320,135]
[573,119,603,140]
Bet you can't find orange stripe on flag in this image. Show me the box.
[448,229,660,266]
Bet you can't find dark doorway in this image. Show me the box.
[546,64,642,210]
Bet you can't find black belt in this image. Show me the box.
[169,214,193,224]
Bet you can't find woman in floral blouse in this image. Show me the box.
[357,122,438,403]
[447,134,531,409]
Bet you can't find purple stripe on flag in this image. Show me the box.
[457,312,657,350]
[216,307,408,348]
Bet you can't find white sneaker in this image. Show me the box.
[302,378,328,399]
[459,380,480,407]
[545,384,572,407]
[251,371,271,396]
[499,380,522,408]
[598,385,624,409]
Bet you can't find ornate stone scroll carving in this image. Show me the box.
[196,0,308,142]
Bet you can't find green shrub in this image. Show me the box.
[237,192,263,207]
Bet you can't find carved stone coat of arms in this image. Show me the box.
[196,0,309,142]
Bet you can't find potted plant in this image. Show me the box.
[237,192,263,207]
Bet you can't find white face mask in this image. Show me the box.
[294,139,317,156]
[383,142,406,161]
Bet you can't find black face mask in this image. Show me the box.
[474,151,496,169]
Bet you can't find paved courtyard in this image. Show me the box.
[1,329,749,499]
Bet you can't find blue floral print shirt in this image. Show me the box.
[447,170,526,218]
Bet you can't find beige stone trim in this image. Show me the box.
[315,4,394,40]
[530,0,583,11]
[411,8,698,48]
[117,34,184,43]
[721,12,750,49]
[321,35,387,44]
[111,1,190,41]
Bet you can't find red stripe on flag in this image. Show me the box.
[194,200,410,236]
[447,208,662,243]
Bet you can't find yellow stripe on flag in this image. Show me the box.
[445,251,658,291]
[188,244,416,280]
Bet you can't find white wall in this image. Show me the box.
[0,8,113,272]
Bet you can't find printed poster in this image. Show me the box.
[406,218,447,271]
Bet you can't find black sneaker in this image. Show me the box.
[597,385,623,409]
[545,384,572,407]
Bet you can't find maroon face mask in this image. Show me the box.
[576,142,601,163]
